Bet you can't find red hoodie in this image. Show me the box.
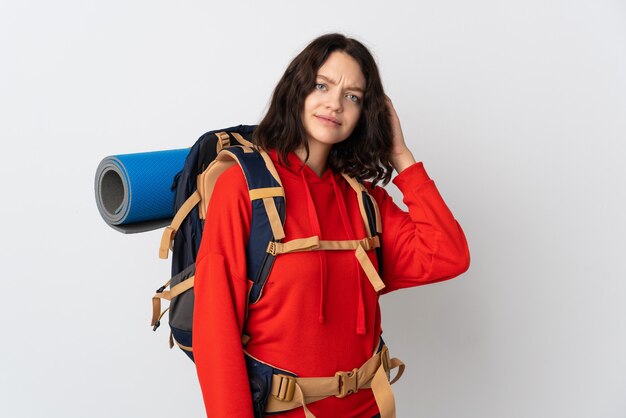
[193,148,470,417]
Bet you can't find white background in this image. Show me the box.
[2,1,625,417]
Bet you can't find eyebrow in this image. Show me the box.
[317,74,365,93]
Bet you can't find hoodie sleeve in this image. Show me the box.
[366,161,470,294]
[193,164,254,418]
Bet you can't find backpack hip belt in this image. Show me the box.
[257,343,405,418]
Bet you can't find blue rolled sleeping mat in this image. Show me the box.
[95,149,190,234]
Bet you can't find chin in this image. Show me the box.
[312,138,347,148]
[308,131,350,146]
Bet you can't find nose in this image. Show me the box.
[326,91,343,113]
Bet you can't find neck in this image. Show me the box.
[294,142,331,178]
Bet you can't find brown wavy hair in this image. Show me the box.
[253,33,393,188]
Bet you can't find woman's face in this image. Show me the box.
[301,51,366,150]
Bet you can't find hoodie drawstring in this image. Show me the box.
[294,156,371,335]
[298,169,327,324]
[330,174,367,335]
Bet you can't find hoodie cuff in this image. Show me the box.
[392,161,432,191]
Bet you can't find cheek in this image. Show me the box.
[302,96,316,124]
[303,92,322,111]
[346,108,363,130]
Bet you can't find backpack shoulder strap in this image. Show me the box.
[341,173,384,275]
[232,146,286,306]
[196,145,286,306]
[340,173,382,236]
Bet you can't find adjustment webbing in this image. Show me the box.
[262,196,286,241]
[355,244,385,292]
[266,236,385,292]
[150,276,195,328]
[249,187,284,200]
[371,356,404,418]
[264,345,405,418]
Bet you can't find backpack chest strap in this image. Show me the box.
[266,235,385,292]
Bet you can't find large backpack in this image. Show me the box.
[151,124,385,362]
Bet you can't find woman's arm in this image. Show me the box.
[193,165,255,418]
[365,97,470,293]
[386,96,417,174]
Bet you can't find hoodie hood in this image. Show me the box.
[266,148,341,183]
[265,148,368,335]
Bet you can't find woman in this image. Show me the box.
[193,33,470,418]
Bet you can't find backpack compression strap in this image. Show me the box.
[151,276,194,331]
[159,191,201,259]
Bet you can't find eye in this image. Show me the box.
[346,94,361,103]
[314,83,327,91]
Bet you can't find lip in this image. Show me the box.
[315,115,342,126]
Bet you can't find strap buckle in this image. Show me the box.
[361,236,380,251]
[335,368,359,398]
[266,241,277,256]
[273,374,296,402]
